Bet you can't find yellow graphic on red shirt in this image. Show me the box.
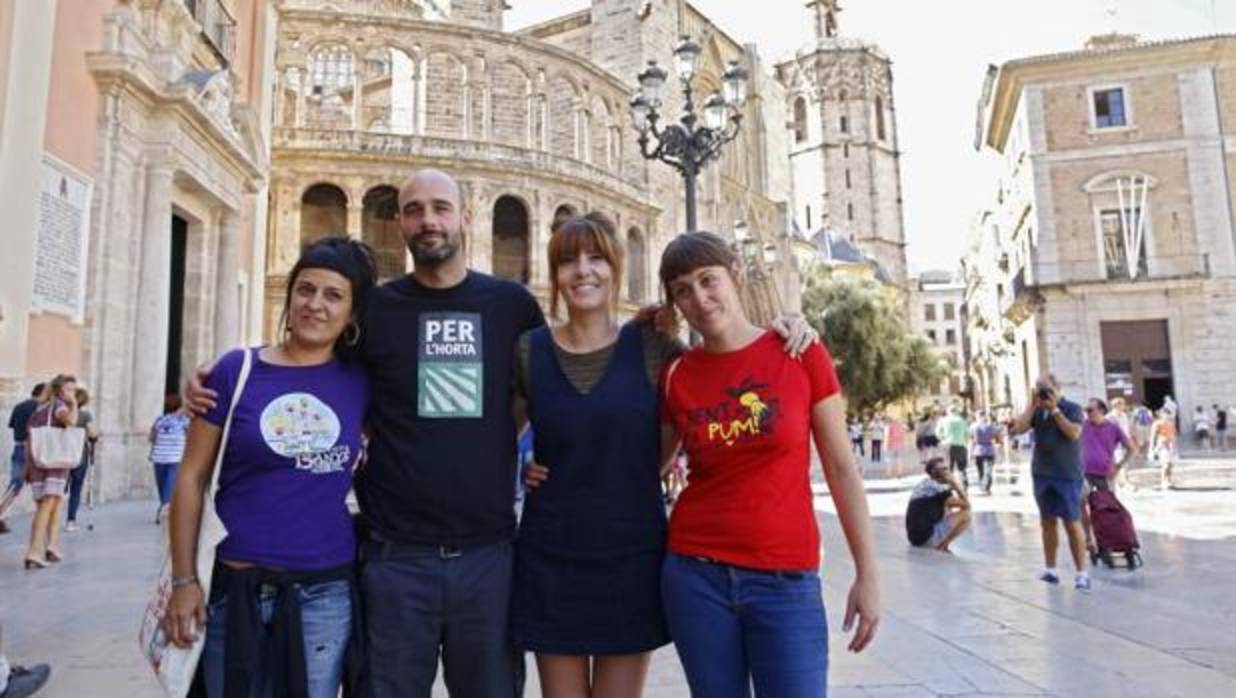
[688,379,780,448]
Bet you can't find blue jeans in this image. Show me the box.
[153,461,178,506]
[67,463,88,521]
[662,553,829,698]
[8,444,25,492]
[362,539,522,698]
[202,578,352,698]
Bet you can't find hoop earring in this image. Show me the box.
[344,320,361,347]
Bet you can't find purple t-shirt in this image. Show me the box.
[203,348,369,571]
[1081,419,1127,477]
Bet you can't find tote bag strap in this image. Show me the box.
[206,348,254,496]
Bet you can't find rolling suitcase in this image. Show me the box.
[1088,488,1143,569]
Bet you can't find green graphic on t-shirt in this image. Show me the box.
[418,312,483,418]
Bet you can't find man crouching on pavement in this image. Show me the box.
[1008,373,1092,592]
[905,457,971,554]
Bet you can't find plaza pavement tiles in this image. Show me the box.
[2,480,1235,697]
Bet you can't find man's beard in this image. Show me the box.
[407,229,461,267]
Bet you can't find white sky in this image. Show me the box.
[505,0,1236,273]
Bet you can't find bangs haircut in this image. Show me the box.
[659,230,738,298]
[547,212,623,319]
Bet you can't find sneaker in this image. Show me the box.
[2,663,51,698]
[1039,570,1060,585]
[64,521,79,533]
[1074,575,1092,593]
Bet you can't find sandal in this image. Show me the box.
[45,548,63,563]
[24,556,47,569]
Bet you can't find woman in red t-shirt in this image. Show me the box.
[658,232,880,697]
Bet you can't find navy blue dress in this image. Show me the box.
[511,324,670,655]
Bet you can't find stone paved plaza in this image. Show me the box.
[2,472,1235,698]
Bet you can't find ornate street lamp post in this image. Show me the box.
[630,36,749,232]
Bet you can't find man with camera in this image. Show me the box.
[1008,374,1091,591]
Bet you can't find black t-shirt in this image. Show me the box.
[358,271,546,546]
[905,490,950,546]
[8,398,40,442]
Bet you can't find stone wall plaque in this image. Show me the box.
[33,154,93,321]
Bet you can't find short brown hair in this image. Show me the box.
[547,212,624,319]
[658,230,738,299]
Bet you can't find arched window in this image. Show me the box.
[493,196,530,283]
[792,97,808,143]
[361,47,417,134]
[362,186,404,280]
[300,183,348,247]
[627,227,647,303]
[552,204,578,233]
[307,44,355,128]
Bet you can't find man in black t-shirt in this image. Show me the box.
[905,457,970,553]
[1,384,45,533]
[357,169,545,697]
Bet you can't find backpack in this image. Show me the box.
[905,490,950,546]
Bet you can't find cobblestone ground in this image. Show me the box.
[2,471,1235,697]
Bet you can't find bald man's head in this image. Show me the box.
[398,168,468,268]
[399,169,463,211]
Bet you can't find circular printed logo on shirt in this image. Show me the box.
[259,392,341,458]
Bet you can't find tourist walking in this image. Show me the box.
[64,387,99,532]
[22,375,78,569]
[849,419,865,458]
[867,415,886,465]
[0,384,43,535]
[162,236,376,698]
[937,406,970,490]
[915,410,941,460]
[1079,398,1133,557]
[148,396,191,524]
[657,232,880,697]
[1007,374,1091,592]
[1151,409,1178,490]
[970,411,999,494]
[1193,405,1212,452]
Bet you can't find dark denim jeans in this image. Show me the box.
[67,463,88,522]
[8,444,25,492]
[362,539,523,698]
[202,578,352,698]
[662,553,829,698]
[153,461,178,506]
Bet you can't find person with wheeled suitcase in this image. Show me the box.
[1080,398,1140,568]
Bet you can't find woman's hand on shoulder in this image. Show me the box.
[183,361,220,415]
[770,314,818,358]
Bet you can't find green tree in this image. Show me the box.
[801,269,946,416]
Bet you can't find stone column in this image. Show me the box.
[214,208,241,354]
[347,201,364,239]
[130,163,175,428]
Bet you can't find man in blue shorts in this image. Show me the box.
[1008,373,1091,591]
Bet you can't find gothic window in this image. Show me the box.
[839,115,849,133]
[875,95,887,140]
[843,142,850,158]
[806,205,812,230]
[845,169,852,189]
[847,202,854,220]
[792,97,808,143]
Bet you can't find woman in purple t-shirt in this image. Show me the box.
[162,237,375,698]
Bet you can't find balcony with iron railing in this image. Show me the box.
[1001,253,1211,322]
[184,0,236,66]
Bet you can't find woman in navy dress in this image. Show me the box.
[511,213,676,696]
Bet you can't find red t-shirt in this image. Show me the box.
[660,331,841,571]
